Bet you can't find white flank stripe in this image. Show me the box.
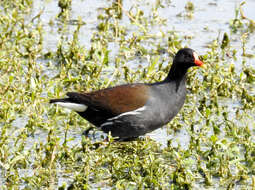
[108,106,147,121]
[55,102,87,112]
[100,121,114,128]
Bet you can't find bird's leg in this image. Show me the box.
[115,136,140,142]
[82,126,95,136]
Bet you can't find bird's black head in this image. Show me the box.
[174,48,203,67]
[167,48,204,80]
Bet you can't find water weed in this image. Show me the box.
[0,0,255,189]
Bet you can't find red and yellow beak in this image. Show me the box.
[193,52,204,67]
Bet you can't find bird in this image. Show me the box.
[50,48,204,141]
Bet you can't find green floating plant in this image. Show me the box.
[0,0,255,189]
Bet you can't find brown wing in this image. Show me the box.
[67,83,149,115]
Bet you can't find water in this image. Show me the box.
[31,0,255,56]
[3,0,255,188]
[28,0,255,156]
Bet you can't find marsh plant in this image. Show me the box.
[0,0,255,189]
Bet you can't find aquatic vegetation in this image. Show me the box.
[0,0,255,189]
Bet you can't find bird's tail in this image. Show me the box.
[49,96,87,112]
[49,98,70,104]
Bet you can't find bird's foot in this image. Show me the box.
[82,126,95,137]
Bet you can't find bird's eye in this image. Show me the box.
[185,54,192,59]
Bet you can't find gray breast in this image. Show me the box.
[147,79,187,128]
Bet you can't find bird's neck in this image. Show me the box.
[165,62,189,82]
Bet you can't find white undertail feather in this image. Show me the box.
[54,102,87,112]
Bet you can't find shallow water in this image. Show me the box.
[33,0,255,54]
[5,0,245,160]
[2,0,255,189]
[29,0,255,148]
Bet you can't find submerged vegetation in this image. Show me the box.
[0,0,255,189]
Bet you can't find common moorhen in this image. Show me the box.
[50,48,204,140]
